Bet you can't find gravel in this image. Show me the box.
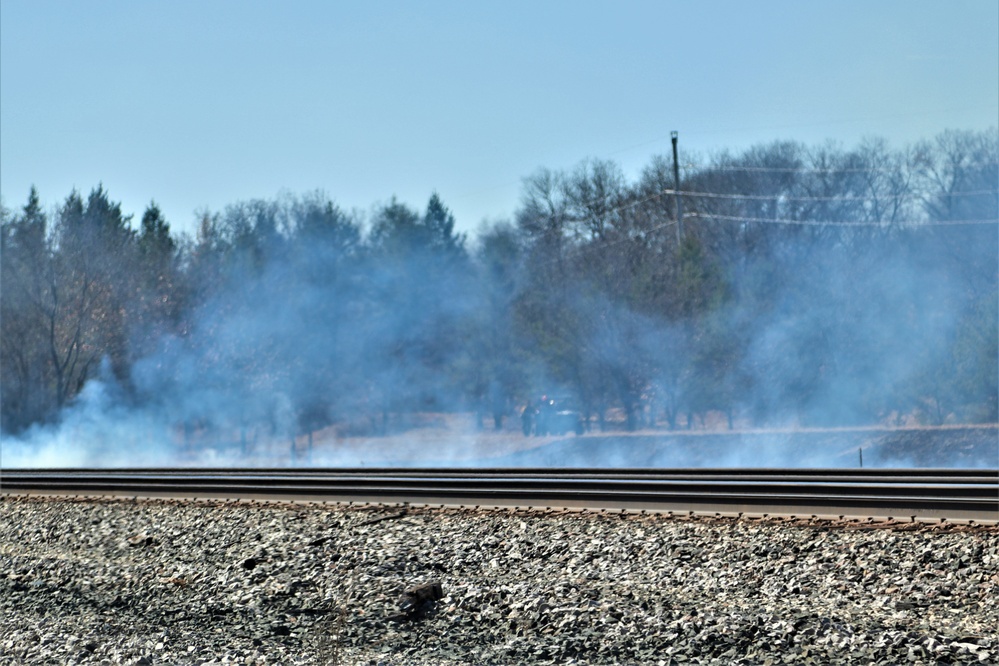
[0,495,996,665]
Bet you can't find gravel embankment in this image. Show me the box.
[1,496,996,665]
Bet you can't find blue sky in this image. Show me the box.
[2,0,997,237]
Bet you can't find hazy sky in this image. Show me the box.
[2,0,997,237]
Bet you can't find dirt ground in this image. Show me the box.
[255,415,998,468]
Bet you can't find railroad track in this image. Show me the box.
[3,467,997,523]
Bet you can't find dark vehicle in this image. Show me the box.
[534,396,584,436]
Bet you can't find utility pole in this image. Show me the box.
[671,131,683,245]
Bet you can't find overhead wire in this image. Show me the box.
[526,186,997,267]
[546,184,997,227]
[678,161,999,174]
[685,212,999,227]
[525,181,998,272]
[533,163,996,219]
[519,155,998,272]
[661,188,998,203]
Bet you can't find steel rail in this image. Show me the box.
[2,468,997,522]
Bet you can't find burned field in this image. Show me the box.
[478,425,999,469]
[208,422,999,470]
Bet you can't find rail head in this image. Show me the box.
[3,467,996,524]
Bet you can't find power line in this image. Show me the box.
[528,168,996,219]
[544,206,997,270]
[529,190,997,271]
[541,184,998,240]
[662,188,998,203]
[679,161,999,174]
[553,184,996,221]
[686,212,998,227]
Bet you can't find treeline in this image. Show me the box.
[2,129,997,439]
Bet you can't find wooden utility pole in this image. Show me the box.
[671,131,683,244]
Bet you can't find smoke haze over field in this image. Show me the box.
[2,133,997,469]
